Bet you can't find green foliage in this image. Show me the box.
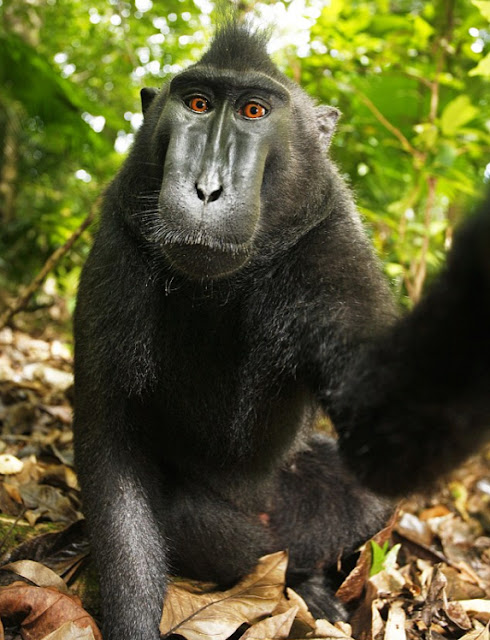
[300,0,490,303]
[370,540,401,576]
[0,0,489,309]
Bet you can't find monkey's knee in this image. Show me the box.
[270,434,392,568]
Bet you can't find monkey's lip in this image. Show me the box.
[158,227,253,254]
[162,241,251,279]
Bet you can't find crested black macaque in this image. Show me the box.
[74,23,490,640]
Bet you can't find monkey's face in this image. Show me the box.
[148,67,292,279]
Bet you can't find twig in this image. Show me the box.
[0,198,100,330]
[355,90,424,161]
[405,176,437,302]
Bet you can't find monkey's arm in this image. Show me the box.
[74,225,168,640]
[74,397,168,640]
[332,196,490,495]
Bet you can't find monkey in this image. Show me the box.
[73,23,490,640]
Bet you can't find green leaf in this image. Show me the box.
[434,142,458,168]
[413,16,434,48]
[440,95,478,135]
[469,52,490,77]
[370,541,401,576]
[383,544,401,571]
[385,263,405,278]
[472,0,490,20]
[370,540,389,576]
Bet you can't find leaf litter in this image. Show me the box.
[0,326,488,639]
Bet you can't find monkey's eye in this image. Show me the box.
[186,96,210,113]
[239,102,268,119]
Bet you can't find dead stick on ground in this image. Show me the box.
[0,198,100,330]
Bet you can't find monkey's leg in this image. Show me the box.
[164,476,275,586]
[269,433,392,620]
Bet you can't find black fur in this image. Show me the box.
[74,24,490,640]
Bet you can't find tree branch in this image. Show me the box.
[0,198,100,330]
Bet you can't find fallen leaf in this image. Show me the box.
[160,551,287,640]
[440,566,486,600]
[445,600,472,630]
[0,581,102,640]
[336,509,398,603]
[240,606,298,639]
[271,587,316,638]
[420,565,447,627]
[1,561,68,593]
[459,599,490,621]
[314,617,355,639]
[19,483,80,525]
[458,623,490,640]
[419,505,452,520]
[369,567,405,596]
[40,621,96,640]
[396,512,433,547]
[4,521,88,576]
[383,601,406,640]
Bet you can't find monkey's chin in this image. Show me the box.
[163,244,251,279]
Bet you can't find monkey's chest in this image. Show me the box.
[148,339,310,472]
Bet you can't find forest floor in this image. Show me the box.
[0,325,488,640]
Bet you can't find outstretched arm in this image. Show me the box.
[332,194,490,495]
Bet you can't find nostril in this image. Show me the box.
[195,183,223,204]
[196,185,205,202]
[208,186,223,203]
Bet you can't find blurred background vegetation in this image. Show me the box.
[0,0,489,326]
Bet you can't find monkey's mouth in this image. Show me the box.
[163,242,251,279]
[154,216,256,279]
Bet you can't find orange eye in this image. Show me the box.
[187,96,209,113]
[240,102,268,119]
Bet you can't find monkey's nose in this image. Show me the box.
[195,183,223,204]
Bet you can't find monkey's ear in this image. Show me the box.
[140,88,159,115]
[316,106,340,151]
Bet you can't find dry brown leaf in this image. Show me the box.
[459,623,490,640]
[445,600,472,630]
[383,601,406,640]
[459,599,490,621]
[440,566,486,600]
[336,509,398,603]
[420,565,447,627]
[0,581,102,640]
[283,588,316,637]
[271,587,316,639]
[40,621,96,640]
[349,580,383,640]
[396,512,433,547]
[39,465,79,491]
[369,567,405,596]
[2,561,68,593]
[240,606,298,639]
[4,483,23,504]
[160,551,287,640]
[419,505,452,520]
[19,483,80,525]
[314,618,355,639]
